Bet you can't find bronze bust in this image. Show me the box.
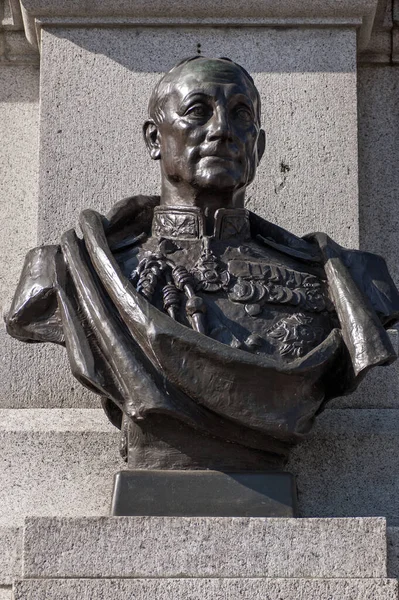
[7,57,399,473]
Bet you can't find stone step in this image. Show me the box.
[288,408,399,524]
[12,578,399,600]
[2,408,399,587]
[23,516,387,579]
[0,409,124,528]
[0,527,21,586]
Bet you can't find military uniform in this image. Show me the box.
[7,196,399,469]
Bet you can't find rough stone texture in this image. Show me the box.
[2,408,399,526]
[358,66,399,288]
[0,326,98,408]
[15,0,379,50]
[0,65,89,410]
[0,591,11,600]
[23,516,387,578]
[329,329,399,408]
[15,0,379,20]
[0,409,124,527]
[387,526,399,578]
[0,65,39,314]
[1,32,39,64]
[393,28,399,63]
[360,28,392,63]
[0,527,21,585]
[12,578,399,600]
[289,409,399,524]
[38,27,359,248]
[359,0,393,63]
[0,0,23,30]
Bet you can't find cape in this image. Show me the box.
[6,195,399,461]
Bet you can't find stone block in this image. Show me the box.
[13,578,399,600]
[0,326,98,408]
[0,590,11,600]
[38,27,359,248]
[0,409,124,528]
[111,470,297,517]
[288,409,399,524]
[23,516,387,579]
[0,527,21,585]
[387,526,399,578]
[13,0,380,50]
[0,65,39,314]
[358,66,399,288]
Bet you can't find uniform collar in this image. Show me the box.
[151,205,251,241]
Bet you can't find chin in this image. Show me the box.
[193,168,245,191]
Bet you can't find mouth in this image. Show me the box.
[201,155,236,162]
[199,145,239,162]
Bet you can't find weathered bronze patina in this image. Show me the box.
[7,57,399,472]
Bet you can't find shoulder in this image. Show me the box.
[105,195,160,246]
[248,211,322,264]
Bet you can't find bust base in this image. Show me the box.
[110,470,298,517]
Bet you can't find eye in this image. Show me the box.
[234,105,253,122]
[184,103,211,119]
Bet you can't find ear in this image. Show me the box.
[257,129,266,164]
[143,119,161,160]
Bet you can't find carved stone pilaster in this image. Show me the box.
[359,0,399,63]
[0,1,38,63]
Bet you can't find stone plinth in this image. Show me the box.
[23,516,387,579]
[13,516,397,600]
[5,407,399,534]
[289,408,399,524]
[0,409,123,529]
[13,578,399,600]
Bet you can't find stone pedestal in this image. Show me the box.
[5,1,399,598]
[12,516,398,599]
[13,579,399,600]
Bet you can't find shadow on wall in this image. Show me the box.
[51,26,356,74]
[0,64,39,103]
[358,66,399,289]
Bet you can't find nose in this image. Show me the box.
[206,106,233,142]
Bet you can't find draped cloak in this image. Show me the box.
[6,195,399,461]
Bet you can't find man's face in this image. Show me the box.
[148,61,264,194]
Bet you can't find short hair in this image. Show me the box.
[148,56,261,126]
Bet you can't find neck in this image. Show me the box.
[160,179,246,235]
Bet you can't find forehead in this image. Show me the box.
[164,60,258,104]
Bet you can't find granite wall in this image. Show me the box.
[1,12,399,597]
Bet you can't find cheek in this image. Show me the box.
[244,131,258,162]
[161,126,203,169]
